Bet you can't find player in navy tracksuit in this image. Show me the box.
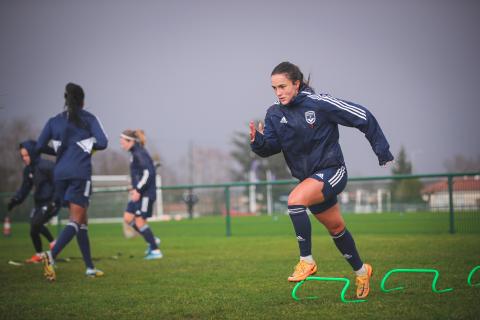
[250,62,394,299]
[120,129,162,260]
[7,140,58,263]
[36,82,108,280]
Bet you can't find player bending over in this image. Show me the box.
[7,140,58,263]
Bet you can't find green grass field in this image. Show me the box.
[1,213,479,320]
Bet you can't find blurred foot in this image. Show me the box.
[144,237,161,255]
[86,268,105,278]
[25,254,42,264]
[144,249,163,260]
[42,251,56,282]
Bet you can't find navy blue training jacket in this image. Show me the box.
[13,140,55,206]
[36,109,108,180]
[251,87,394,181]
[129,143,157,200]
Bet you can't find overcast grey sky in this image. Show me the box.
[1,0,479,177]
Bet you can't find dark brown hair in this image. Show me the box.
[271,61,311,89]
[64,82,85,127]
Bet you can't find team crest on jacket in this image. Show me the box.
[305,111,316,124]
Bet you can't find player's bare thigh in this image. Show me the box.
[288,178,325,206]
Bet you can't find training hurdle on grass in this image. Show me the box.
[380,268,453,293]
[291,276,366,303]
[291,266,480,303]
[467,266,480,287]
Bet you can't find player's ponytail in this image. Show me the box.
[64,82,85,127]
[271,61,314,92]
[135,129,146,147]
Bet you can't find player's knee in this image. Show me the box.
[287,192,307,206]
[135,216,146,227]
[123,213,133,224]
[327,221,346,235]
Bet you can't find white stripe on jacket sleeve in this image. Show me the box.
[136,169,150,190]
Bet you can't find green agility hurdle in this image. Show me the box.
[380,268,453,293]
[291,276,366,303]
[467,266,480,287]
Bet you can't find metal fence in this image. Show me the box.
[1,172,479,236]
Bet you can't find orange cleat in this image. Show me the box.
[288,260,317,282]
[42,251,56,281]
[356,263,373,299]
[25,254,43,264]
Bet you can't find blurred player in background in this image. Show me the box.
[120,129,162,260]
[250,61,394,299]
[7,140,58,263]
[36,82,108,280]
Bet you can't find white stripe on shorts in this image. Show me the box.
[328,166,345,187]
[84,180,91,197]
[141,197,149,213]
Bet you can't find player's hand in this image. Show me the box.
[43,201,58,215]
[130,189,141,202]
[249,121,264,142]
[381,160,394,167]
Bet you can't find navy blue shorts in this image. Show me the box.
[54,179,92,208]
[308,165,347,214]
[125,196,155,219]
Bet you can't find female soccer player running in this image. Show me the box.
[7,140,58,263]
[120,129,162,260]
[250,62,394,299]
[36,82,108,280]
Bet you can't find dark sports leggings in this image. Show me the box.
[30,206,58,253]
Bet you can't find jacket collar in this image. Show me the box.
[279,85,314,107]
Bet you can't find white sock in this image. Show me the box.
[355,264,367,276]
[300,255,315,263]
[151,249,160,254]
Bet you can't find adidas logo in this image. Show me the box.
[280,116,288,124]
[296,236,305,242]
[343,254,352,259]
[316,173,324,179]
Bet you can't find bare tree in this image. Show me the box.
[230,129,291,182]
[444,154,480,173]
[92,149,129,175]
